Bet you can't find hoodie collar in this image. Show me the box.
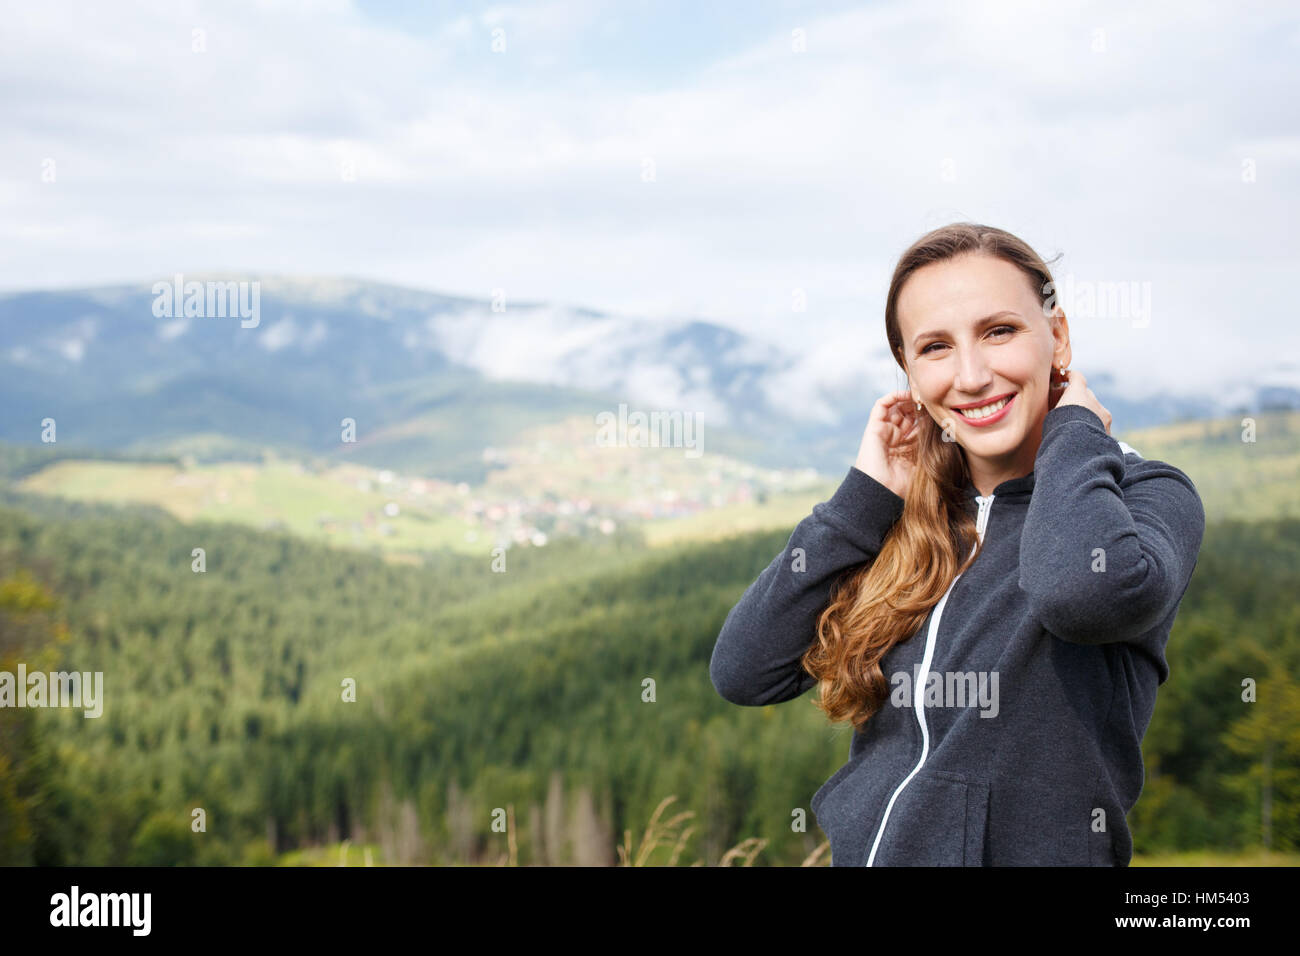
[961,470,1036,500]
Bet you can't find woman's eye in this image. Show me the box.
[921,326,1015,355]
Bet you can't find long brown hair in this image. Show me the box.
[799,222,1061,731]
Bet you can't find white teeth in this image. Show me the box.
[958,396,1010,420]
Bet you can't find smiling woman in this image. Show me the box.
[894,248,1078,496]
[710,222,1206,866]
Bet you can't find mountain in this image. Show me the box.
[1,275,1290,481]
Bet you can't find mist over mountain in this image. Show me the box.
[0,275,1277,480]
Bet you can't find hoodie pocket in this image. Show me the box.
[988,779,1093,865]
[870,770,990,866]
[811,755,863,817]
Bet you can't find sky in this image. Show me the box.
[2,0,1298,401]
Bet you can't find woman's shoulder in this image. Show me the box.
[1113,443,1205,520]
[1113,441,1186,478]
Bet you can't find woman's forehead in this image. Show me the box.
[898,257,1037,330]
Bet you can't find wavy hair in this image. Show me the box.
[799,222,1061,731]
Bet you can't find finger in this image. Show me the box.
[873,390,912,427]
[874,389,909,414]
[868,397,891,427]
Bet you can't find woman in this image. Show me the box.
[709,222,1205,866]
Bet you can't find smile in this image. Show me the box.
[954,393,1015,425]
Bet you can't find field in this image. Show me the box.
[16,410,1300,562]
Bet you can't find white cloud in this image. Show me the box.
[159,317,190,340]
[258,317,298,351]
[0,0,1295,404]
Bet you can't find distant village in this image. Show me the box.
[302,435,822,550]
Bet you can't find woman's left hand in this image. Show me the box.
[1052,368,1112,435]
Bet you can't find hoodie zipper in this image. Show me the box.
[865,493,994,866]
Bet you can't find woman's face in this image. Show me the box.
[896,252,1070,468]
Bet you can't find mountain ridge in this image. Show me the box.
[1,275,1289,479]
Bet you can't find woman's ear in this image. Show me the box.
[1049,312,1072,369]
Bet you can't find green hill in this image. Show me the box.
[1,483,1297,865]
[8,409,1300,568]
[1120,409,1300,523]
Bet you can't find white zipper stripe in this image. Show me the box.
[865,493,994,866]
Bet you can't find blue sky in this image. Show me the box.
[1,0,1298,401]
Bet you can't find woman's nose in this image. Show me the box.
[954,355,992,391]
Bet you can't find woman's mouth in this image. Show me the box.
[953,393,1015,426]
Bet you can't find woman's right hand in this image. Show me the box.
[853,389,923,501]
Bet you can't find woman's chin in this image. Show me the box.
[958,422,1025,458]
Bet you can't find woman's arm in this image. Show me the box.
[1018,403,1206,647]
[709,465,905,706]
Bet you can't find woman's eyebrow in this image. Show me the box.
[911,310,1021,348]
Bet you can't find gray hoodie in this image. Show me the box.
[709,403,1205,866]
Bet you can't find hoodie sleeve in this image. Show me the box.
[1018,403,1206,648]
[709,464,905,706]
